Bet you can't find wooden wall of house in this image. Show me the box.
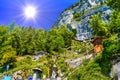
[94,45,103,53]
[92,37,103,54]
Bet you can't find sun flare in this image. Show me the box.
[24,6,37,19]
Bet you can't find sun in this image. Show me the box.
[24,6,37,19]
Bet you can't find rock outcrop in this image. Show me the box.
[54,0,111,41]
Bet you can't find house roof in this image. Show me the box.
[91,37,103,43]
[33,68,42,72]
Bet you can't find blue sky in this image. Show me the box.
[0,0,79,30]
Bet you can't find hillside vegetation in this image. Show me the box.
[68,0,120,79]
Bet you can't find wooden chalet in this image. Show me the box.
[92,37,103,54]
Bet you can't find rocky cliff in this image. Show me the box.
[54,0,111,41]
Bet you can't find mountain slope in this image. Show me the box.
[54,0,111,41]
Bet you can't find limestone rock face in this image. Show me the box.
[54,0,111,41]
[58,10,74,26]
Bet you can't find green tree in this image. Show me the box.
[109,12,120,34]
[12,26,36,55]
[90,14,110,37]
[34,28,47,51]
[59,26,74,48]
[0,25,16,66]
[46,28,65,53]
[1,46,16,66]
[107,0,120,11]
[11,26,22,55]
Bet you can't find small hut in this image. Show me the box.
[34,51,46,60]
[33,68,42,80]
[92,37,103,54]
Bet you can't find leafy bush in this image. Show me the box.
[68,54,110,80]
[73,13,82,19]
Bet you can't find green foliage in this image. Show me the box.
[59,26,74,47]
[109,12,120,34]
[68,37,120,80]
[46,28,65,53]
[99,39,119,75]
[0,25,74,55]
[57,57,67,72]
[34,28,47,51]
[58,1,120,79]
[0,25,74,68]
[68,54,110,80]
[0,26,16,66]
[1,46,16,65]
[73,13,82,19]
[90,14,110,37]
[72,28,76,37]
[107,0,120,11]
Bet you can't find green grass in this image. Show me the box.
[0,39,94,78]
[0,56,48,78]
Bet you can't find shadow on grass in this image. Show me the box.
[0,66,6,73]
